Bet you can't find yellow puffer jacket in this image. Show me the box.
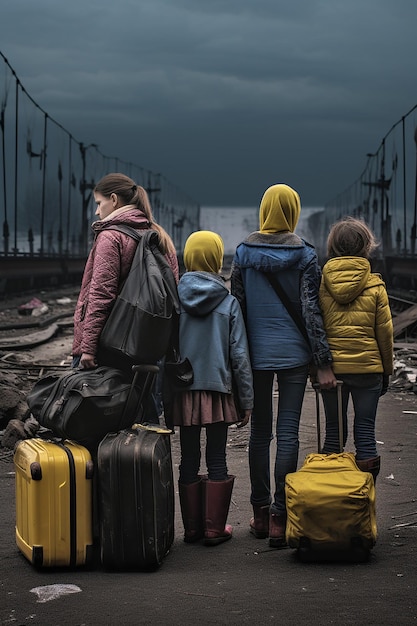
[319,256,393,375]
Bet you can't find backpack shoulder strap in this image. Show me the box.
[102,224,143,242]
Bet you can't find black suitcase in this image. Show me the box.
[97,364,175,570]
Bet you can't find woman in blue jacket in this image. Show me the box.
[172,230,253,546]
[231,184,336,548]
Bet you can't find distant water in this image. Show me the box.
[200,206,324,255]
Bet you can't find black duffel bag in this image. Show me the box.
[26,366,142,449]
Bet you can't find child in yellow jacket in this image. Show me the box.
[319,217,394,482]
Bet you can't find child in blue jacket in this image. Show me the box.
[172,230,253,546]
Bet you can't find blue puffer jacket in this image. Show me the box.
[231,232,333,370]
[178,271,253,410]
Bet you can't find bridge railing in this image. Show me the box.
[311,104,417,261]
[0,51,200,260]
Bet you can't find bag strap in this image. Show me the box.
[101,224,145,241]
[121,364,160,426]
[336,381,344,453]
[265,273,310,345]
[168,308,181,356]
[103,224,144,241]
[314,381,344,453]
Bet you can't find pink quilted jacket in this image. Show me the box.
[72,208,179,358]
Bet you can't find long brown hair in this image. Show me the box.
[94,173,175,254]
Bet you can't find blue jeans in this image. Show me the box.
[249,365,309,515]
[179,422,229,483]
[321,374,383,460]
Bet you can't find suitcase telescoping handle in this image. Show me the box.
[122,364,160,425]
[313,380,343,454]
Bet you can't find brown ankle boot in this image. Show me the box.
[250,504,270,539]
[269,513,287,549]
[356,456,380,484]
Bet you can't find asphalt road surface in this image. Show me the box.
[1,383,417,625]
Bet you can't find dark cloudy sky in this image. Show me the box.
[1,0,416,208]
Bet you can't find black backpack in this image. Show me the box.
[98,226,180,370]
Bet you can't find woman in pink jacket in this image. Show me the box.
[72,172,178,371]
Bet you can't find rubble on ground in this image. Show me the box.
[17,296,49,317]
[392,344,417,393]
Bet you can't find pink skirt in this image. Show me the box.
[172,390,240,427]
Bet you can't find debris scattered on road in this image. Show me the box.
[56,297,72,305]
[30,584,82,603]
[18,297,49,317]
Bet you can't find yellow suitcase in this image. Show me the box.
[14,438,94,567]
[285,383,377,561]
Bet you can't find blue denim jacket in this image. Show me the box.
[231,232,333,370]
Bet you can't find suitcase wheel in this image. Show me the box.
[349,537,371,563]
[297,537,312,563]
[296,536,371,563]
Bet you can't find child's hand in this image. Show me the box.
[380,374,390,396]
[236,409,252,428]
[316,365,337,389]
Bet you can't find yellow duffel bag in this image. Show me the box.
[285,452,377,559]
